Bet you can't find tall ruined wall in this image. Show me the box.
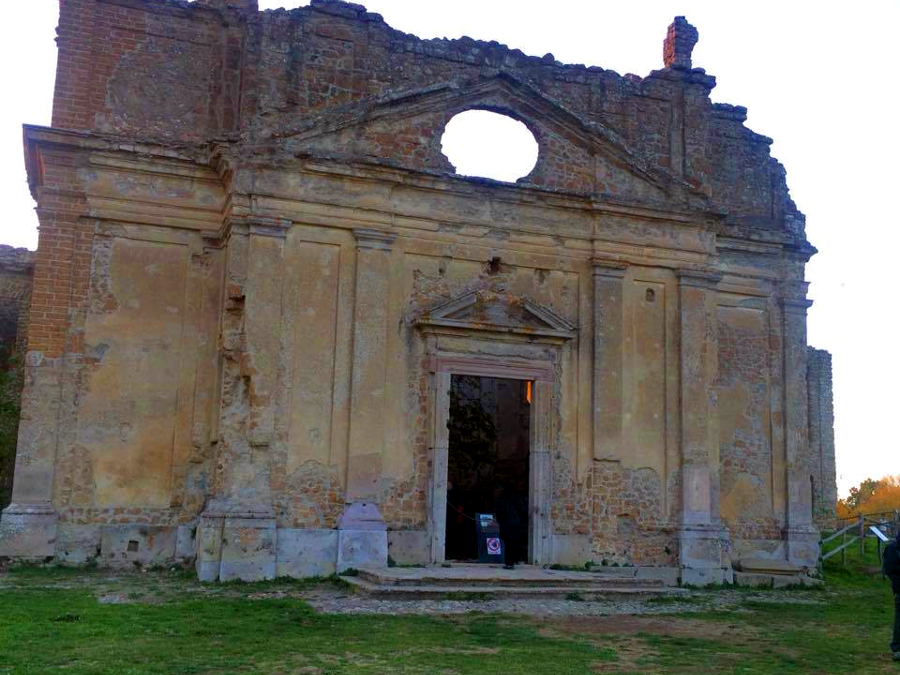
[2,0,825,580]
[4,118,228,564]
[807,347,836,527]
[51,0,801,236]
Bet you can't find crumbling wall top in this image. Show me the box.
[663,16,699,70]
[43,0,807,240]
[0,246,35,275]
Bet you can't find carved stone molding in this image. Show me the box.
[676,266,722,289]
[353,228,396,251]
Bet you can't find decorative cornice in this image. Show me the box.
[780,297,814,315]
[591,258,629,279]
[354,228,396,251]
[415,289,576,340]
[676,267,722,289]
[248,217,291,239]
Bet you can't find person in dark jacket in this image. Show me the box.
[885,531,900,661]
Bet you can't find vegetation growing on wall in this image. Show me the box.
[0,358,21,509]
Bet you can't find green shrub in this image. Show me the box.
[0,357,23,509]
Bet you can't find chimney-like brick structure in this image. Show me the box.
[663,16,699,70]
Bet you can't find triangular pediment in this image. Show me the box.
[247,71,702,204]
[415,290,576,339]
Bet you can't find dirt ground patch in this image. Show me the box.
[537,614,755,640]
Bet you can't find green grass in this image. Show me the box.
[0,542,896,674]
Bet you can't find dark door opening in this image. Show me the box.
[445,374,531,563]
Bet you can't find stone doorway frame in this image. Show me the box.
[415,290,576,566]
[427,358,556,564]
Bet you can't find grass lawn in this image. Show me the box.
[0,541,896,675]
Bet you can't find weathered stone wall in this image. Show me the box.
[51,0,799,234]
[717,304,781,545]
[807,347,836,527]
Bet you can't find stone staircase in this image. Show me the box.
[340,564,686,600]
[732,558,823,588]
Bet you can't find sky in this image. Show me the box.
[2,0,898,497]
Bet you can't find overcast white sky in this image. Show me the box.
[2,1,898,497]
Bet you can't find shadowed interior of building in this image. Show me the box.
[446,375,530,564]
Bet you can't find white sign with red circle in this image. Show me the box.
[486,537,502,555]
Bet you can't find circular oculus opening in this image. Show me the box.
[440,110,539,182]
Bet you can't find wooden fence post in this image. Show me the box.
[858,515,865,557]
[841,524,846,568]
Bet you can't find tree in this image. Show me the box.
[837,475,900,519]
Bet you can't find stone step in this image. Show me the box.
[733,558,806,575]
[357,567,665,588]
[733,571,824,588]
[341,575,688,600]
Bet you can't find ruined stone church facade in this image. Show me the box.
[0,0,836,584]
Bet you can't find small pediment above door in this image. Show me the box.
[415,290,576,340]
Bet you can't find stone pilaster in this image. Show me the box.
[196,218,289,581]
[676,268,731,585]
[781,296,819,569]
[592,260,628,462]
[337,228,395,569]
[0,351,63,559]
[428,371,451,563]
[529,379,555,564]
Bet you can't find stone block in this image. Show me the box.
[729,538,785,563]
[678,525,733,586]
[733,571,824,588]
[219,515,276,582]
[635,566,680,586]
[176,525,197,560]
[551,533,590,566]
[733,572,775,588]
[735,557,804,575]
[0,503,58,560]
[56,524,101,565]
[337,502,387,570]
[785,527,820,570]
[338,530,387,571]
[276,528,337,578]
[100,525,176,566]
[387,530,429,565]
[772,574,823,589]
[195,513,224,582]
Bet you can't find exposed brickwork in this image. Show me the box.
[587,461,677,566]
[717,313,783,542]
[47,0,800,233]
[272,460,344,529]
[663,16,699,70]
